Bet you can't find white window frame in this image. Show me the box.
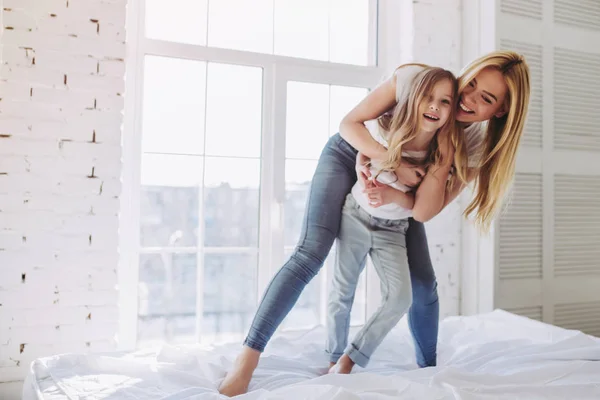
[119,0,403,350]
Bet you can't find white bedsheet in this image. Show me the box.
[22,310,600,399]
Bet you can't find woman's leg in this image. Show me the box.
[326,195,370,365]
[406,218,439,368]
[220,134,357,396]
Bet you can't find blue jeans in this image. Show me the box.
[243,133,439,367]
[326,194,412,368]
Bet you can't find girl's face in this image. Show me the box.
[457,67,508,123]
[419,78,454,133]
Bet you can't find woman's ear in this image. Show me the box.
[495,100,509,118]
[494,109,507,118]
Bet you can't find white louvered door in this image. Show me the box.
[461,0,600,336]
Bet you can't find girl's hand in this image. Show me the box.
[355,152,372,188]
[356,163,371,189]
[363,180,414,208]
[363,182,390,207]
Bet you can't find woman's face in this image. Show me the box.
[456,67,508,123]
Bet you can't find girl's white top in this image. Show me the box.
[349,65,486,220]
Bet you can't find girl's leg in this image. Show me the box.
[406,218,439,367]
[326,195,370,365]
[220,134,357,396]
[343,220,411,370]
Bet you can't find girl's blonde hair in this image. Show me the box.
[376,66,468,188]
[459,51,531,231]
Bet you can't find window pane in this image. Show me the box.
[140,154,203,247]
[137,253,197,345]
[329,0,370,66]
[145,0,373,66]
[274,0,329,61]
[281,249,327,330]
[284,160,317,247]
[142,56,206,155]
[208,0,273,54]
[141,153,204,187]
[203,253,257,342]
[329,85,368,136]
[205,63,263,158]
[145,0,208,46]
[286,82,329,159]
[203,157,260,247]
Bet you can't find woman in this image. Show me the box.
[219,51,530,396]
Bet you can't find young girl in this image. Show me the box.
[326,67,464,373]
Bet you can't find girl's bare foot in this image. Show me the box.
[336,354,355,374]
[219,346,260,397]
[328,354,355,374]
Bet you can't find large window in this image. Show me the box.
[122,0,385,347]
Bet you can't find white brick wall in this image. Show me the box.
[0,0,126,397]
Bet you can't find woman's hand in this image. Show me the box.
[394,161,426,189]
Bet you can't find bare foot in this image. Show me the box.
[331,354,354,374]
[329,362,336,369]
[219,346,260,397]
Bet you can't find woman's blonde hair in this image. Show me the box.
[459,51,531,231]
[376,66,468,187]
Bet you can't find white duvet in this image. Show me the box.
[22,310,600,399]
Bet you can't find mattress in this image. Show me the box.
[22,310,600,399]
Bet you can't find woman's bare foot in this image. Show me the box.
[328,354,355,374]
[219,346,260,397]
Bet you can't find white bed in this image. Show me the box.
[22,310,600,399]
